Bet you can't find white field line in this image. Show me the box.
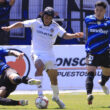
[11,90,106,95]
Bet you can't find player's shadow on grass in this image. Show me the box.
[94,106,110,109]
[101,106,110,108]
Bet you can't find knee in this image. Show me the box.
[35,61,44,75]
[87,71,95,76]
[86,71,95,82]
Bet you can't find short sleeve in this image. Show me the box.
[57,25,66,38]
[23,19,37,28]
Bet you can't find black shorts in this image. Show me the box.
[0,68,17,97]
[86,51,110,68]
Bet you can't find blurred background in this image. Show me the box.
[3,0,110,45]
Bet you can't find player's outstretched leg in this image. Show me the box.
[22,76,41,85]
[0,97,28,106]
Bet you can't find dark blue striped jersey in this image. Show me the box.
[0,48,9,75]
[85,15,110,54]
[0,1,11,28]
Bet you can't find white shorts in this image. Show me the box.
[31,52,57,70]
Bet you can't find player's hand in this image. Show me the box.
[1,26,11,32]
[17,53,24,60]
[74,32,84,38]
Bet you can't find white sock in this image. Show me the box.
[36,76,43,97]
[51,85,59,99]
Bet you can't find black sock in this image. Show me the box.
[13,76,22,84]
[100,75,109,86]
[22,76,31,84]
[86,72,95,95]
[0,97,19,105]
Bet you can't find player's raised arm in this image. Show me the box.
[8,50,24,60]
[1,22,24,32]
[63,32,84,39]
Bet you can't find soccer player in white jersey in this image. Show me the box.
[2,7,83,109]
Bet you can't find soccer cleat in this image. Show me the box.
[52,97,65,109]
[87,94,94,105]
[28,79,41,85]
[19,100,28,106]
[98,80,109,95]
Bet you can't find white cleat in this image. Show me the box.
[98,80,109,95]
[19,100,28,106]
[28,79,41,85]
[52,97,65,109]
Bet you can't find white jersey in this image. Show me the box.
[23,18,66,53]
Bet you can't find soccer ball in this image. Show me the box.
[35,96,49,109]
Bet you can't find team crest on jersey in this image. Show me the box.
[104,23,107,26]
[97,21,101,25]
[50,28,54,33]
[39,26,42,28]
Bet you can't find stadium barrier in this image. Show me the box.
[1,45,109,90]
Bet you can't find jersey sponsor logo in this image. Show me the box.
[88,22,97,25]
[89,28,108,34]
[37,30,52,37]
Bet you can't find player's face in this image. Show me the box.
[95,6,106,20]
[43,14,53,26]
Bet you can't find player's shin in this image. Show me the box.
[36,76,43,97]
[86,72,95,95]
[51,85,59,99]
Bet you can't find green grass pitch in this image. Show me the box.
[0,92,110,110]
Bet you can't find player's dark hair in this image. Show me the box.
[43,7,54,18]
[95,1,107,9]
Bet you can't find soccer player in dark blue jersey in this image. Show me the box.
[0,0,15,45]
[85,1,110,105]
[0,47,41,106]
